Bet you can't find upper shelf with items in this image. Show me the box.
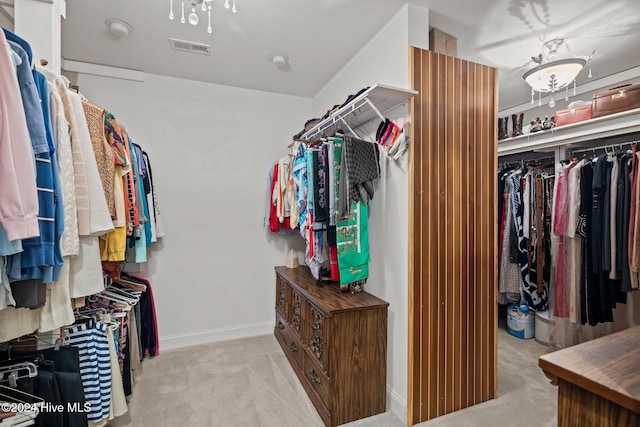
[301,84,418,140]
[498,107,640,156]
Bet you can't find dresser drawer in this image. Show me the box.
[308,303,330,375]
[274,266,389,427]
[304,352,330,409]
[275,311,304,370]
[290,288,305,339]
[275,310,287,335]
[275,275,289,318]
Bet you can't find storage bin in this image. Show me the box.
[535,310,554,345]
[592,84,640,118]
[556,104,592,126]
[506,304,535,340]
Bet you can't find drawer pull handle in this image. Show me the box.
[289,342,298,353]
[612,91,626,100]
[309,368,321,384]
[277,321,285,331]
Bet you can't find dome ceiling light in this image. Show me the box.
[522,38,594,107]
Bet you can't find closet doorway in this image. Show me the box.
[407,47,498,425]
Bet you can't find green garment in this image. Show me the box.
[337,200,370,285]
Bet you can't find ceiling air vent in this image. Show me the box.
[168,38,212,55]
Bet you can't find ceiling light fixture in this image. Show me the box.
[105,18,133,38]
[270,52,289,67]
[169,0,237,34]
[522,38,593,107]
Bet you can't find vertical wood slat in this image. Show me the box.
[407,46,424,423]
[408,48,498,425]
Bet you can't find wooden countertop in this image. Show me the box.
[539,325,640,414]
[275,266,389,314]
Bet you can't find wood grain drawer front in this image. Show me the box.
[275,310,287,335]
[305,352,330,408]
[290,288,305,339]
[276,311,303,369]
[274,266,390,427]
[276,275,289,317]
[309,304,329,374]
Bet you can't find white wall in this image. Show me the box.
[76,71,310,349]
[76,3,430,423]
[311,4,429,423]
[0,12,13,31]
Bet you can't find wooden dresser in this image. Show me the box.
[539,326,640,427]
[273,266,389,427]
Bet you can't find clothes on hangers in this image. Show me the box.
[266,132,377,290]
[1,28,164,355]
[501,144,639,328]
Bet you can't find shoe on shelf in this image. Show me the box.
[512,112,524,137]
[543,115,556,130]
[498,116,509,140]
[530,117,544,133]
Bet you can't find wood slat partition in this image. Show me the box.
[408,47,498,425]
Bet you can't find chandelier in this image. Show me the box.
[522,38,592,107]
[169,0,237,34]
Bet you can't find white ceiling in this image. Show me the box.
[10,0,640,111]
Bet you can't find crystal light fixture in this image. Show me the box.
[522,38,593,107]
[169,0,237,34]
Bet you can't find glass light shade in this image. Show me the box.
[523,58,586,93]
[188,11,199,25]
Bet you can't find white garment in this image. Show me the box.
[67,89,114,236]
[129,309,141,371]
[48,79,80,256]
[54,80,113,237]
[567,160,585,323]
[0,257,15,310]
[106,321,128,419]
[112,167,127,228]
[150,172,165,239]
[55,78,90,236]
[523,172,531,239]
[566,160,585,239]
[0,306,40,342]
[38,260,75,332]
[68,236,105,298]
[0,409,38,426]
[146,190,157,242]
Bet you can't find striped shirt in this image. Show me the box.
[63,322,112,422]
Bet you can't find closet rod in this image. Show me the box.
[499,155,555,168]
[568,139,640,155]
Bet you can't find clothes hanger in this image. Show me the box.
[0,383,44,404]
[108,285,142,299]
[0,362,38,388]
[92,295,130,312]
[101,289,137,305]
[73,307,107,320]
[116,274,148,292]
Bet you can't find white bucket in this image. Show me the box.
[535,310,554,345]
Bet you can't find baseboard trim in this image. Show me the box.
[387,384,407,424]
[159,321,274,350]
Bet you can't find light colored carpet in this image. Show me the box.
[110,325,556,427]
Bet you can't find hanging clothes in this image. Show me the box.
[267,132,377,289]
[0,30,39,243]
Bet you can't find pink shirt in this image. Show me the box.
[0,31,39,241]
